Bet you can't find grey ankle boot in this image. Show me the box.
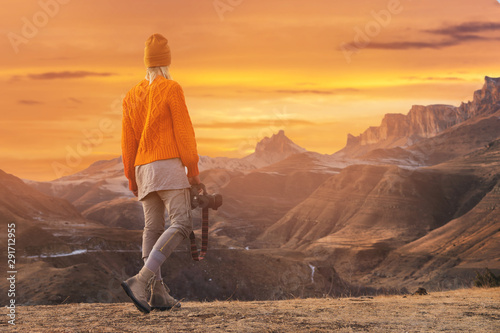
[149,280,181,311]
[121,266,155,314]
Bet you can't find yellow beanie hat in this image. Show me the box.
[144,33,171,68]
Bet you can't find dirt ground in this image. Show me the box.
[1,288,499,332]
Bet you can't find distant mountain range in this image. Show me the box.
[1,76,499,305]
[26,128,323,230]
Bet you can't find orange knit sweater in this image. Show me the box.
[121,77,199,191]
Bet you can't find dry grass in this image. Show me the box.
[1,288,499,332]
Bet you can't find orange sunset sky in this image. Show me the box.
[1,0,500,181]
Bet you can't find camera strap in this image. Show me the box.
[189,206,209,261]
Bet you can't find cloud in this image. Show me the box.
[427,21,500,36]
[68,97,83,104]
[352,21,500,51]
[367,39,463,50]
[18,99,43,105]
[20,71,115,80]
[365,34,485,50]
[196,119,314,129]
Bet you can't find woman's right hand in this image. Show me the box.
[188,175,201,185]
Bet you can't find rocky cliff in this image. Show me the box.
[457,76,500,119]
[338,76,500,158]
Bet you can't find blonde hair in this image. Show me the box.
[145,66,172,84]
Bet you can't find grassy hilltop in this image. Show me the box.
[1,287,499,332]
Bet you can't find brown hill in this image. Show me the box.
[258,164,490,277]
[25,158,142,228]
[25,158,144,228]
[0,169,82,222]
[362,140,500,290]
[81,197,144,230]
[0,169,89,257]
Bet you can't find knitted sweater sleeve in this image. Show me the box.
[121,96,138,191]
[169,82,200,177]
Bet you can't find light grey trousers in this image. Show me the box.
[141,188,192,274]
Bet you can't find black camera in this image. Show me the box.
[190,183,223,210]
